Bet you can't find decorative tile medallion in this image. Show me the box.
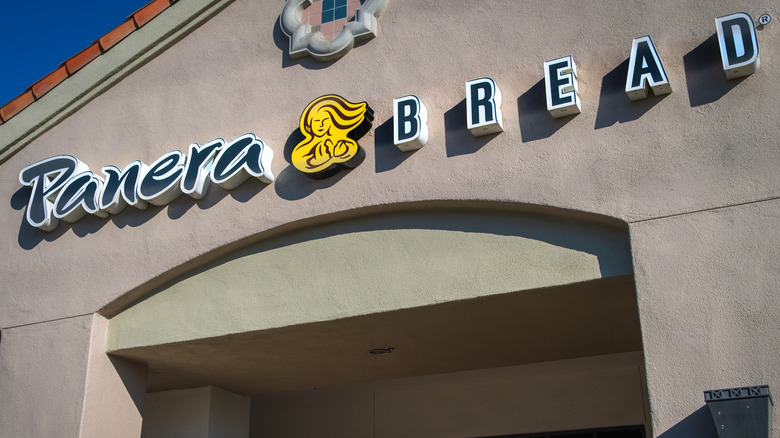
[280,0,389,62]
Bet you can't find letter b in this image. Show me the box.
[393,95,428,151]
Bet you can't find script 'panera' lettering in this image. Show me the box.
[19,134,274,231]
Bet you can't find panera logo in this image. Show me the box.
[292,94,374,178]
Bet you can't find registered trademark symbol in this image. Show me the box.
[758,14,771,26]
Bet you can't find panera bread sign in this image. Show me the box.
[17,12,760,232]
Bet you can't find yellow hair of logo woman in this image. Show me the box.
[292,95,372,176]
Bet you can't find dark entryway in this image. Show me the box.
[482,425,645,438]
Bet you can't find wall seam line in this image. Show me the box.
[628,195,780,225]
[2,312,94,330]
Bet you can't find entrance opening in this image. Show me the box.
[483,425,646,437]
[105,205,648,437]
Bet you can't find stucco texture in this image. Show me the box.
[1,0,777,327]
[0,0,779,436]
[0,316,92,437]
[108,209,632,350]
[631,199,780,437]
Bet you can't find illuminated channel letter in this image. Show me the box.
[19,133,275,231]
[393,95,428,151]
[292,95,373,178]
[53,172,108,223]
[211,134,274,189]
[100,161,148,215]
[544,56,581,119]
[466,78,503,136]
[626,36,671,101]
[716,12,760,80]
[19,155,87,231]
[182,139,224,198]
[138,151,186,206]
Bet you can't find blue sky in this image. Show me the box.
[0,0,152,106]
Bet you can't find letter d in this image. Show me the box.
[716,12,760,80]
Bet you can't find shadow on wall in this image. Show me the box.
[272,15,363,70]
[12,176,269,250]
[109,355,147,415]
[684,34,745,107]
[444,99,500,157]
[273,18,331,70]
[13,185,77,249]
[274,127,352,200]
[517,80,573,142]
[167,177,269,220]
[11,181,162,250]
[170,206,634,284]
[658,406,719,438]
[374,117,418,173]
[594,59,668,130]
[105,204,635,319]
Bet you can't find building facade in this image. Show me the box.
[0,0,778,437]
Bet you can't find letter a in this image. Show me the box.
[626,36,671,101]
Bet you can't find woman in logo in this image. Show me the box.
[292,95,372,177]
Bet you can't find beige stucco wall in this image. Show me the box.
[140,386,250,438]
[2,0,778,329]
[1,0,778,436]
[0,316,92,437]
[0,314,147,438]
[79,315,147,438]
[631,199,780,437]
[141,388,212,438]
